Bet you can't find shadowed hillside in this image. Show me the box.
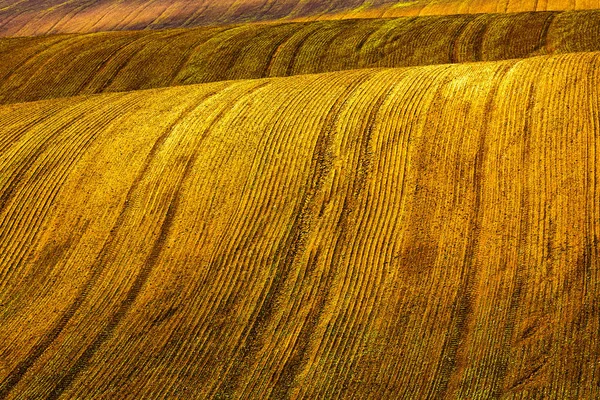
[0,53,599,398]
[3,10,600,104]
[2,0,600,36]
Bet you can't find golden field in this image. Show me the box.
[0,1,599,399]
[4,10,600,104]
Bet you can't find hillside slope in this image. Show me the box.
[2,0,600,36]
[0,53,599,398]
[3,10,600,104]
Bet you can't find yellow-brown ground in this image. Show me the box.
[2,9,600,105]
[0,53,599,398]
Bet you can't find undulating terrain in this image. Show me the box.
[4,0,600,36]
[4,9,600,104]
[0,1,599,399]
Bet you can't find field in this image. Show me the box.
[5,10,600,104]
[4,0,600,36]
[1,1,599,399]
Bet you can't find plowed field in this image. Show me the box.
[1,53,599,398]
[1,0,599,398]
[4,10,600,104]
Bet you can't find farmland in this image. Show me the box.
[3,10,600,104]
[3,0,600,36]
[1,0,600,399]
[1,53,599,398]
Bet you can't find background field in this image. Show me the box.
[3,10,600,104]
[4,0,600,36]
[1,53,599,398]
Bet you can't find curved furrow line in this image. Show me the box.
[157,0,214,30]
[234,72,371,397]
[330,66,456,398]
[70,80,276,399]
[42,0,99,36]
[262,69,387,397]
[534,11,557,55]
[176,0,212,28]
[0,94,145,313]
[0,100,71,156]
[0,95,147,395]
[316,20,360,73]
[46,81,272,399]
[140,0,189,30]
[44,116,207,399]
[264,21,323,77]
[0,93,131,236]
[2,35,101,101]
[583,54,600,397]
[71,33,150,95]
[294,22,353,75]
[169,24,246,85]
[0,96,120,244]
[0,34,79,96]
[263,22,307,76]
[399,64,483,398]
[11,33,143,103]
[172,71,360,397]
[84,0,133,33]
[0,86,230,398]
[98,29,193,92]
[12,0,99,37]
[351,19,384,56]
[157,72,353,399]
[144,0,181,30]
[454,57,543,398]
[358,17,418,67]
[323,72,419,396]
[185,73,345,366]
[90,32,166,93]
[282,21,329,77]
[103,80,285,398]
[0,98,83,197]
[0,94,146,313]
[0,35,67,84]
[449,15,477,63]
[456,13,490,62]
[342,64,456,397]
[269,70,399,399]
[226,24,299,82]
[111,0,164,32]
[542,52,598,398]
[316,64,453,398]
[254,23,304,78]
[336,66,438,397]
[163,26,231,86]
[175,24,269,85]
[432,62,515,399]
[211,70,376,398]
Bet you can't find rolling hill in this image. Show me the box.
[3,0,600,36]
[1,52,599,398]
[2,9,600,104]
